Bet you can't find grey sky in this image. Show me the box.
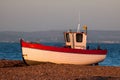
[0,0,120,31]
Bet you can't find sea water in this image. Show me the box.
[0,42,120,66]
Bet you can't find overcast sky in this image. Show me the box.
[0,0,120,31]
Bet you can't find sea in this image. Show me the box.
[0,42,120,66]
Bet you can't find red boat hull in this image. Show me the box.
[20,39,107,65]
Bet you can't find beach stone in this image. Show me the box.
[0,60,120,80]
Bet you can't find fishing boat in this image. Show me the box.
[20,25,107,65]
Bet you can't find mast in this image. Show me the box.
[77,24,80,32]
[77,12,80,32]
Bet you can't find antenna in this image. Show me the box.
[77,12,80,32]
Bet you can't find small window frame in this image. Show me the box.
[65,33,70,42]
[76,33,83,42]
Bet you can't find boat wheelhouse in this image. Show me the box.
[64,31,87,49]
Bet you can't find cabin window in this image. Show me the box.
[76,33,83,42]
[66,33,70,42]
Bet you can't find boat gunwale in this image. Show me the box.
[20,39,107,55]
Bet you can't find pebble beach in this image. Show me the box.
[0,60,120,80]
